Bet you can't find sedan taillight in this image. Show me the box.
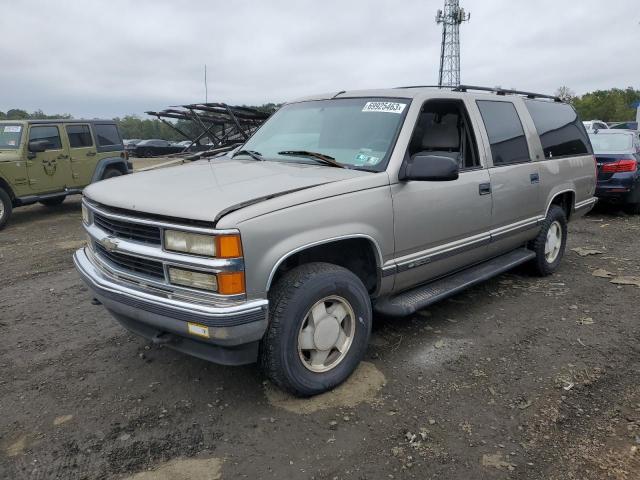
[601,159,637,173]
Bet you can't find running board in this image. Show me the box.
[374,248,536,317]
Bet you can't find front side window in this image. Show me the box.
[238,97,411,171]
[0,124,23,149]
[476,100,530,166]
[66,124,93,148]
[29,125,62,150]
[94,124,121,147]
[524,100,591,159]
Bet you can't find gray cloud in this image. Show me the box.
[1,0,638,118]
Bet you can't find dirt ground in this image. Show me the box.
[1,192,639,479]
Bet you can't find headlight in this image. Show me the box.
[81,203,89,225]
[164,230,216,257]
[164,231,243,258]
[168,267,218,291]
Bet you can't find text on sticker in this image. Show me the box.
[3,126,22,133]
[362,102,407,114]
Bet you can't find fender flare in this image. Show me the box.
[91,157,129,183]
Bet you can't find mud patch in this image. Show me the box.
[265,361,386,414]
[56,240,86,250]
[5,434,27,457]
[124,457,223,480]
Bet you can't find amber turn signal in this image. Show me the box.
[215,234,243,258]
[217,272,245,295]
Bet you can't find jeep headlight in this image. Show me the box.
[164,231,242,258]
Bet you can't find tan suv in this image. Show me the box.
[74,86,597,396]
[0,119,130,229]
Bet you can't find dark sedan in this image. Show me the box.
[130,139,186,157]
[589,130,640,213]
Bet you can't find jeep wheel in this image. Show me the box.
[40,196,65,207]
[529,205,567,276]
[260,262,372,397]
[103,168,122,180]
[0,188,12,230]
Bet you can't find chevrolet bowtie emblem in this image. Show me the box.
[101,236,119,252]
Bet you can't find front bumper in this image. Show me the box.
[73,248,269,365]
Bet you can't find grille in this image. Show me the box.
[93,212,161,245]
[95,243,165,280]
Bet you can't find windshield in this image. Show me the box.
[0,124,24,149]
[589,133,634,153]
[238,97,411,171]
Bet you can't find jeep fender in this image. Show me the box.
[91,157,129,183]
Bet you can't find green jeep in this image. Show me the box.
[0,119,130,229]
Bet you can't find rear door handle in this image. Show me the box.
[530,173,540,184]
[57,154,69,159]
[86,151,96,157]
[479,183,491,195]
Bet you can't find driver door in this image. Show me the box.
[26,124,72,192]
[391,99,493,292]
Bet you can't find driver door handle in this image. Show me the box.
[86,151,96,157]
[57,154,69,159]
[479,183,491,195]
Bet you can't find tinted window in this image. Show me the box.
[66,124,93,148]
[525,100,591,159]
[476,101,529,165]
[94,124,121,146]
[29,125,62,150]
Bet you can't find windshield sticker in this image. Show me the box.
[3,125,22,133]
[362,102,407,114]
[354,152,381,165]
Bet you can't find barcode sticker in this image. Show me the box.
[362,102,407,114]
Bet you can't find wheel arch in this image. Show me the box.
[266,234,384,296]
[91,157,128,183]
[545,189,575,221]
[0,176,16,204]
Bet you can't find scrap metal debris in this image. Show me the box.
[571,247,604,256]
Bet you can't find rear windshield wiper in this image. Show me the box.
[233,149,265,162]
[278,150,345,169]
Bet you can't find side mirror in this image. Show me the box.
[399,154,459,181]
[28,139,50,153]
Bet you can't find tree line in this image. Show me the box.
[2,90,638,137]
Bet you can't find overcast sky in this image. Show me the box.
[1,0,638,119]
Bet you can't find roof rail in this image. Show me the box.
[394,85,456,89]
[453,85,562,102]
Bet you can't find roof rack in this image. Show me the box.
[394,85,455,89]
[453,85,562,102]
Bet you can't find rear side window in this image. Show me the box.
[29,125,62,150]
[66,125,93,148]
[524,100,591,159]
[94,124,121,147]
[476,101,530,165]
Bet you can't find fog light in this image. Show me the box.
[168,267,218,291]
[165,230,216,257]
[81,203,89,225]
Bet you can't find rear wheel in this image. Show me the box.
[260,262,372,397]
[0,188,12,230]
[39,196,65,207]
[102,168,122,180]
[529,205,567,276]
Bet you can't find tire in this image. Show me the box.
[102,168,122,180]
[144,149,154,158]
[624,202,640,215]
[528,205,568,276]
[39,196,65,207]
[260,262,372,397]
[0,188,12,231]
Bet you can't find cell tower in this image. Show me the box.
[436,0,470,87]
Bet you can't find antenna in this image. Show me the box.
[436,0,470,87]
[204,64,208,103]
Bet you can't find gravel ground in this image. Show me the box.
[1,194,639,479]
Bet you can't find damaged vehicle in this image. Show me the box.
[74,86,596,396]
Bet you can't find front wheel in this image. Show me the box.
[102,168,122,180]
[0,188,12,230]
[529,205,568,276]
[260,263,372,397]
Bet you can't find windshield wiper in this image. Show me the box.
[233,149,265,162]
[278,150,345,169]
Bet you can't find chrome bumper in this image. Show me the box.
[74,248,269,364]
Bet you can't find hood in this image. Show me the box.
[84,158,370,224]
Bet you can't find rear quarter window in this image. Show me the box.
[524,100,592,159]
[93,124,122,147]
